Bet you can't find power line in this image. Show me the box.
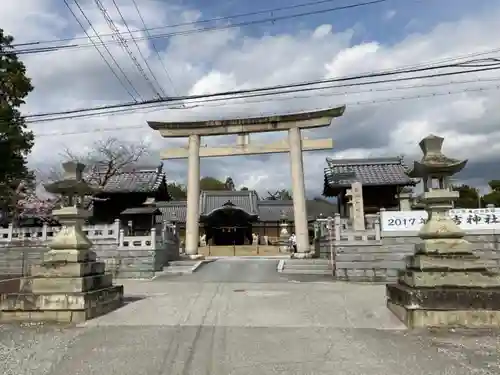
[63,0,140,101]
[10,0,391,56]
[23,58,500,121]
[26,66,500,123]
[131,0,181,99]
[99,0,164,98]
[27,63,500,122]
[31,84,500,137]
[30,74,500,123]
[13,0,385,48]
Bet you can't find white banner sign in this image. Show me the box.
[381,208,500,232]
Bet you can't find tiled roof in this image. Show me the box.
[156,201,187,222]
[120,207,161,215]
[257,200,294,221]
[306,198,338,218]
[200,190,259,216]
[155,195,338,223]
[323,157,416,191]
[93,164,166,194]
[256,199,337,222]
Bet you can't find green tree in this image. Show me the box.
[0,29,35,218]
[166,177,235,200]
[167,182,187,200]
[451,184,480,208]
[482,180,500,207]
[200,176,229,191]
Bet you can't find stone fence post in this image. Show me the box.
[6,224,13,241]
[334,213,341,241]
[151,227,157,248]
[374,213,381,240]
[118,228,125,247]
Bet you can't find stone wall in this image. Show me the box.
[0,223,180,279]
[315,214,500,282]
[0,242,177,279]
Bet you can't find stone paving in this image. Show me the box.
[0,259,499,374]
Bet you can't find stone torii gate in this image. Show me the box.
[148,106,346,257]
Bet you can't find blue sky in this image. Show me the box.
[35,0,500,55]
[175,0,497,44]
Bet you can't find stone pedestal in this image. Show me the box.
[386,135,500,328]
[387,244,500,328]
[0,251,124,323]
[387,197,500,328]
[0,163,124,324]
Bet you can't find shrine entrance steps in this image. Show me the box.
[160,260,207,276]
[278,259,332,275]
[198,245,283,257]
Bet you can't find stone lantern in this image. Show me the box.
[408,134,468,240]
[386,135,500,328]
[44,161,97,252]
[0,161,124,323]
[279,210,290,252]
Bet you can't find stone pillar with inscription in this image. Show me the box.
[386,134,500,328]
[350,182,365,231]
[344,188,353,221]
[397,190,413,211]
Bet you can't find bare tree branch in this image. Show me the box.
[61,137,150,188]
[29,137,151,214]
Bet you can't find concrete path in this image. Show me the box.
[160,258,335,283]
[1,259,499,374]
[165,258,286,283]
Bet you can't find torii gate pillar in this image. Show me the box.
[148,106,346,257]
[185,134,201,255]
[288,127,309,253]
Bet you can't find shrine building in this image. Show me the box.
[323,157,418,215]
[157,191,337,246]
[87,164,170,224]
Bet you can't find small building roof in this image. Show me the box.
[120,207,161,215]
[94,164,167,194]
[156,201,187,223]
[323,157,416,196]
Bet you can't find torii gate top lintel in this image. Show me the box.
[148,106,345,138]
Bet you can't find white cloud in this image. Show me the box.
[2,0,500,196]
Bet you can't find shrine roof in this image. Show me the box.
[92,164,167,194]
[200,190,259,216]
[305,198,338,219]
[323,157,416,194]
[156,195,337,223]
[257,200,295,221]
[257,199,337,221]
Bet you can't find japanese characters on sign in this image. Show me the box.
[380,207,500,232]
